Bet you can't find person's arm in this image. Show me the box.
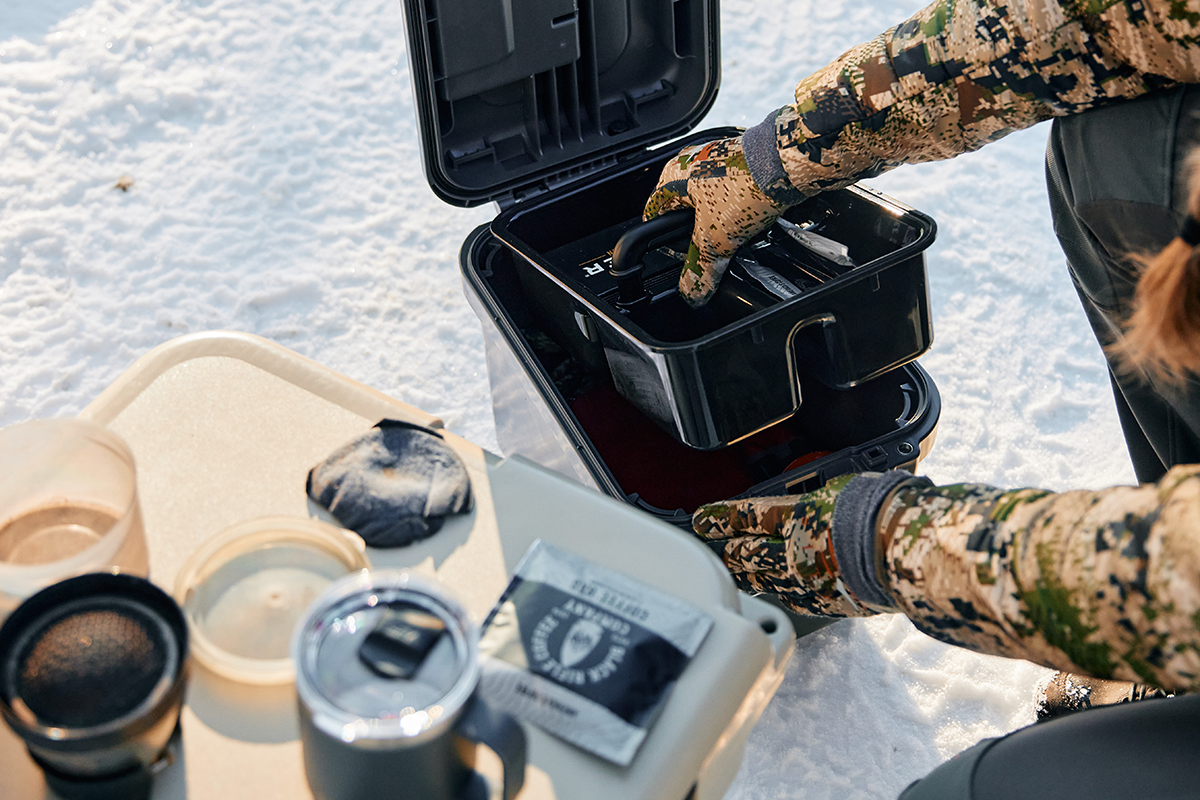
[763,0,1200,197]
[695,464,1200,691]
[650,0,1200,305]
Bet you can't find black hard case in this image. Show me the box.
[401,0,941,522]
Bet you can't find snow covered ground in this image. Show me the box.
[0,0,1139,797]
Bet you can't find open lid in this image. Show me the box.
[400,0,721,207]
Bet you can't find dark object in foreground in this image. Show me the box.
[901,692,1199,800]
[294,571,526,800]
[307,420,472,548]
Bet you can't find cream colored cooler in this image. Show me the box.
[0,331,794,800]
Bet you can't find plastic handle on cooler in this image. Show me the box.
[609,208,696,307]
[456,697,527,800]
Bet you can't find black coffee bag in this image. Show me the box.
[478,541,712,765]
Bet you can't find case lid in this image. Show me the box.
[400,0,721,207]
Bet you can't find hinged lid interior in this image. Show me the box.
[401,0,720,206]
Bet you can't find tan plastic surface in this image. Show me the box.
[0,331,793,800]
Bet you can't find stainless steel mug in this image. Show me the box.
[0,573,189,800]
[293,570,526,800]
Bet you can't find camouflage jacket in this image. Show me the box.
[694,465,1200,691]
[878,464,1200,692]
[769,0,1200,195]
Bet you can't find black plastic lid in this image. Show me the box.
[401,0,721,207]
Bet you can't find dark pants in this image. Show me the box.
[898,693,1200,800]
[1045,86,1200,482]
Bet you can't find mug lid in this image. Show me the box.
[175,516,370,685]
[292,570,479,745]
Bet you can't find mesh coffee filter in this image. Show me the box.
[10,597,175,729]
[0,573,188,799]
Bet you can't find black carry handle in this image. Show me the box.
[609,208,696,306]
[457,697,527,800]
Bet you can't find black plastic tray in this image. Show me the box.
[490,130,937,449]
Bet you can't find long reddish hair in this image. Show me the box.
[1113,154,1200,383]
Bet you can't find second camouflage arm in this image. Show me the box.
[878,464,1200,692]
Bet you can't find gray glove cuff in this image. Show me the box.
[742,110,808,207]
[831,470,932,608]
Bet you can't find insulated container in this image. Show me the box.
[401,0,941,511]
[461,226,940,527]
[400,0,935,449]
[293,570,526,800]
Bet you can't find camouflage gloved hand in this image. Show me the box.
[693,471,920,617]
[643,134,803,307]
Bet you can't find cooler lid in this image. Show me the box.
[400,0,721,207]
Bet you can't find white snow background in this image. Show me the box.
[0,0,1139,797]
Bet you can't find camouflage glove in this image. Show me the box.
[693,471,924,617]
[643,130,804,307]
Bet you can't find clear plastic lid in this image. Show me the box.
[174,516,370,684]
[292,570,479,745]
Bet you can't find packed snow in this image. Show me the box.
[0,0,1140,797]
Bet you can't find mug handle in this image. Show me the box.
[457,697,527,800]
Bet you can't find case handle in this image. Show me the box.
[609,208,695,307]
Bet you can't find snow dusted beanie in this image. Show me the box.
[307,419,472,548]
[830,470,932,607]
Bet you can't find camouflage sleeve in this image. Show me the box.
[769,0,1200,195]
[878,464,1200,691]
[693,472,890,618]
